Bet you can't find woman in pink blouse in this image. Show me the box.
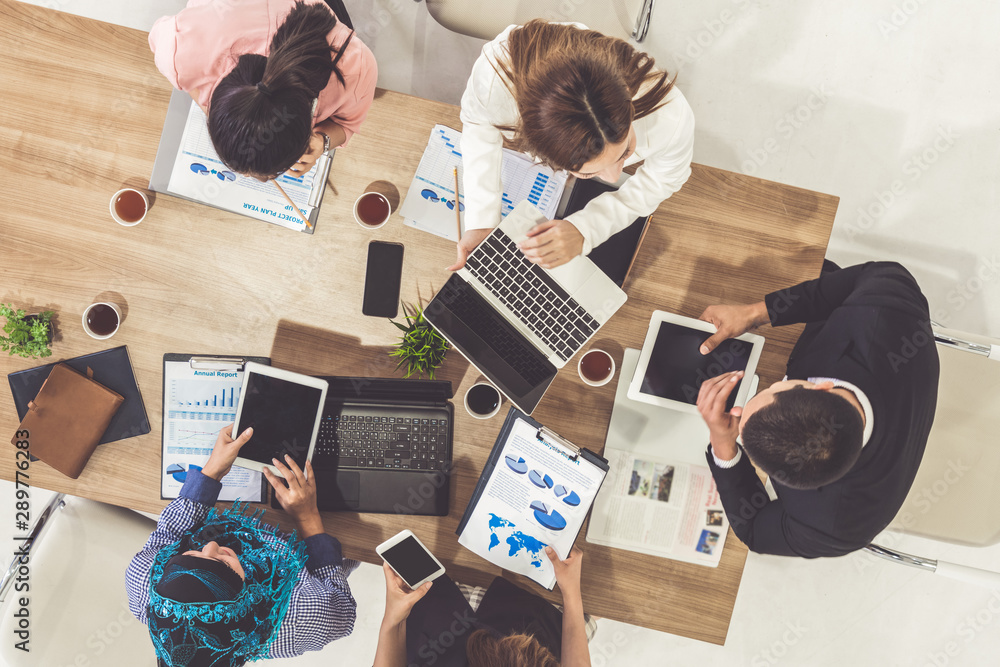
[149,0,377,179]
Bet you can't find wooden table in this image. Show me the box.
[0,0,837,645]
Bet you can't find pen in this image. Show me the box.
[453,166,462,241]
[272,178,313,229]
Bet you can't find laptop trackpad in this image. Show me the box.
[329,472,360,510]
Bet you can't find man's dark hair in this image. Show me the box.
[741,388,864,490]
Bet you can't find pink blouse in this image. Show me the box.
[149,0,377,146]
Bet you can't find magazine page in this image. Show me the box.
[586,448,728,567]
[458,417,606,589]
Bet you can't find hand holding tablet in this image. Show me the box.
[232,362,328,478]
[200,424,255,480]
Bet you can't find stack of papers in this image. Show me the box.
[400,125,567,241]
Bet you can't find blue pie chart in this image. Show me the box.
[505,456,528,474]
[563,491,581,507]
[529,500,549,513]
[189,162,209,175]
[529,470,553,488]
[533,508,567,531]
[554,485,567,497]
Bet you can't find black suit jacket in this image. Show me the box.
[706,262,939,557]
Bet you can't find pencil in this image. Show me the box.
[453,166,462,241]
[271,178,313,229]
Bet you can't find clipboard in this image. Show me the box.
[160,354,270,501]
[456,407,609,589]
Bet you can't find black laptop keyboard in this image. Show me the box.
[312,406,450,471]
[444,281,553,387]
[465,231,599,361]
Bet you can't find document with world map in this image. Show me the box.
[457,409,609,590]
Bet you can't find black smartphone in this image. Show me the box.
[362,241,404,317]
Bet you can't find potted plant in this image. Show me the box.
[389,302,450,380]
[1,303,55,359]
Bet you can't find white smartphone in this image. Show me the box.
[376,530,446,589]
[231,362,328,479]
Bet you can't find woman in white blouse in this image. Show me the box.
[449,20,695,271]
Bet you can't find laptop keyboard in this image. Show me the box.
[312,406,450,471]
[444,281,554,387]
[465,231,599,361]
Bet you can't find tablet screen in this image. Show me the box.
[234,372,324,469]
[639,323,753,410]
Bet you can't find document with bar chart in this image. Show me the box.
[400,124,568,241]
[161,356,266,501]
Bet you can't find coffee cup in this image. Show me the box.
[578,349,615,387]
[353,191,392,229]
[465,382,502,419]
[110,188,149,226]
[82,302,122,339]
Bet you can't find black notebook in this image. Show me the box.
[8,345,150,445]
[561,178,652,288]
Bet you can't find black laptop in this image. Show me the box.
[272,376,453,516]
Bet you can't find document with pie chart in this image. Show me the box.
[457,408,609,590]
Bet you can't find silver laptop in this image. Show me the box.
[425,201,627,414]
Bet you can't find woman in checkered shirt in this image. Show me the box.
[125,425,358,666]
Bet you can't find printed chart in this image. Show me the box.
[401,125,568,241]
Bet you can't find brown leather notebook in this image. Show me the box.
[11,363,124,479]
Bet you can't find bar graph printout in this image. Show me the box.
[162,359,263,501]
[164,99,316,232]
[401,125,568,241]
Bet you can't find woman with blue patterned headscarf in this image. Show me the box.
[126,425,358,666]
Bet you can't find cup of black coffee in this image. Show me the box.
[465,382,502,419]
[578,349,615,387]
[82,302,121,340]
[353,191,391,229]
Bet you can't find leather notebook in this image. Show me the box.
[11,364,125,479]
[8,345,150,446]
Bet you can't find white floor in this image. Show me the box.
[5,0,1000,665]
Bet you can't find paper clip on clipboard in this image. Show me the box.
[536,426,582,461]
[187,356,248,372]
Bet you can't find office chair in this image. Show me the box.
[864,325,1000,586]
[0,494,157,665]
[422,0,656,43]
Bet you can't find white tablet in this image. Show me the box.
[232,362,328,478]
[627,311,764,415]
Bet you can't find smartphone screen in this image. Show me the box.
[382,535,440,587]
[362,241,403,317]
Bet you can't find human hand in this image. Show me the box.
[380,561,433,627]
[201,424,254,481]
[447,227,492,271]
[518,219,584,269]
[285,132,325,178]
[546,546,583,599]
[696,371,744,461]
[698,302,770,355]
[263,455,323,537]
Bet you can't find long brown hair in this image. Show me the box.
[493,20,673,172]
[465,630,560,667]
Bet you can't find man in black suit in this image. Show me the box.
[695,262,939,557]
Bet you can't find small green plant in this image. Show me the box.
[0,304,55,359]
[389,302,450,380]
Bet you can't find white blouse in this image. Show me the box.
[459,23,696,254]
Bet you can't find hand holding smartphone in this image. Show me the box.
[376,529,446,589]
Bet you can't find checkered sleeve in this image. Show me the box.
[268,551,361,658]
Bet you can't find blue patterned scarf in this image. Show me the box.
[147,502,307,667]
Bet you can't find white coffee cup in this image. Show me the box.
[82,302,122,340]
[577,349,615,387]
[353,192,391,229]
[464,382,502,419]
[109,188,149,227]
